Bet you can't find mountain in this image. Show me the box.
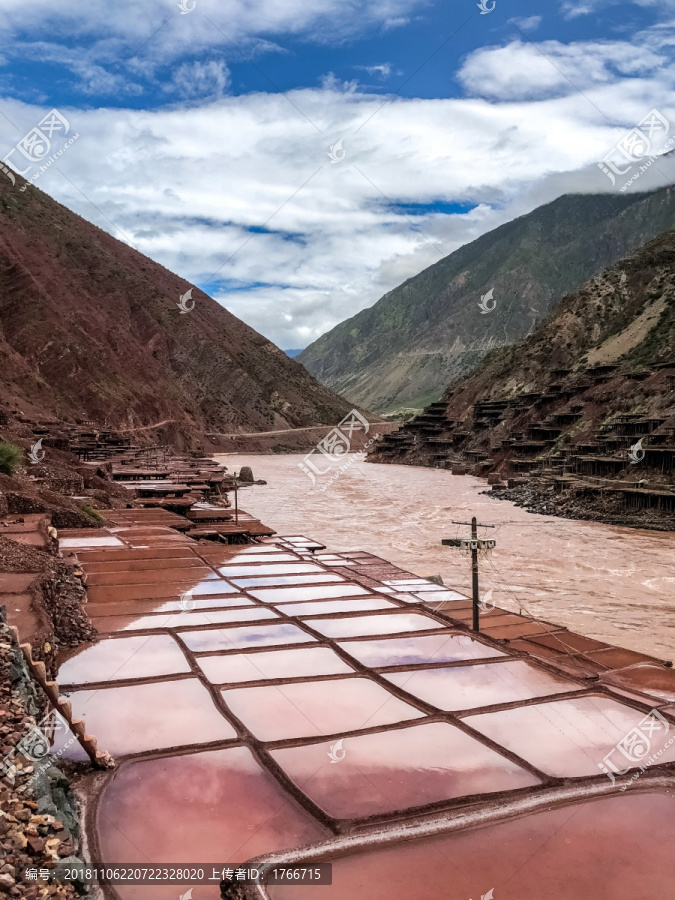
[371,230,675,528]
[0,175,355,445]
[284,349,304,358]
[299,187,675,414]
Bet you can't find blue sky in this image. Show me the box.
[1,0,674,348]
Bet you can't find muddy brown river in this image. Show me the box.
[217,454,675,661]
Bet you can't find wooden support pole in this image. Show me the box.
[471,516,479,632]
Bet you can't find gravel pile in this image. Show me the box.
[0,620,86,898]
[0,536,97,676]
[488,480,675,531]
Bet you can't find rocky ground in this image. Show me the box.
[0,617,88,898]
[0,535,97,678]
[0,435,105,895]
[487,480,675,531]
[0,441,130,529]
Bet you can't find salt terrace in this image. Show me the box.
[49,512,675,900]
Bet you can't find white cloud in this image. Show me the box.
[562,1,598,15]
[356,63,398,79]
[509,16,542,33]
[562,0,675,17]
[458,39,668,101]
[165,59,231,100]
[1,30,674,350]
[0,0,426,98]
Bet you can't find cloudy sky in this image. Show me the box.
[1,0,674,350]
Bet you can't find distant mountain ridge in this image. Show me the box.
[299,187,675,413]
[370,229,675,529]
[0,175,355,445]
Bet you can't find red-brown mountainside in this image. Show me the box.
[0,176,356,444]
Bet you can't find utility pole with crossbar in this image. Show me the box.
[442,517,496,631]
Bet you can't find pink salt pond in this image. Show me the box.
[267,791,675,900]
[86,594,255,618]
[270,720,539,819]
[467,694,675,777]
[98,745,327,900]
[178,621,315,652]
[305,612,443,638]
[385,660,579,712]
[64,678,237,755]
[600,663,675,702]
[59,535,126,549]
[217,563,326,576]
[57,634,190,685]
[220,552,303,563]
[337,633,505,667]
[76,546,190,562]
[413,589,467,603]
[249,584,366,603]
[197,646,355,684]
[84,566,214,586]
[279,597,396,616]
[221,677,425,740]
[88,576,239,604]
[79,555,205,573]
[232,574,344,587]
[92,607,279,633]
[198,548,295,565]
[86,582,210,603]
[187,579,241,595]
